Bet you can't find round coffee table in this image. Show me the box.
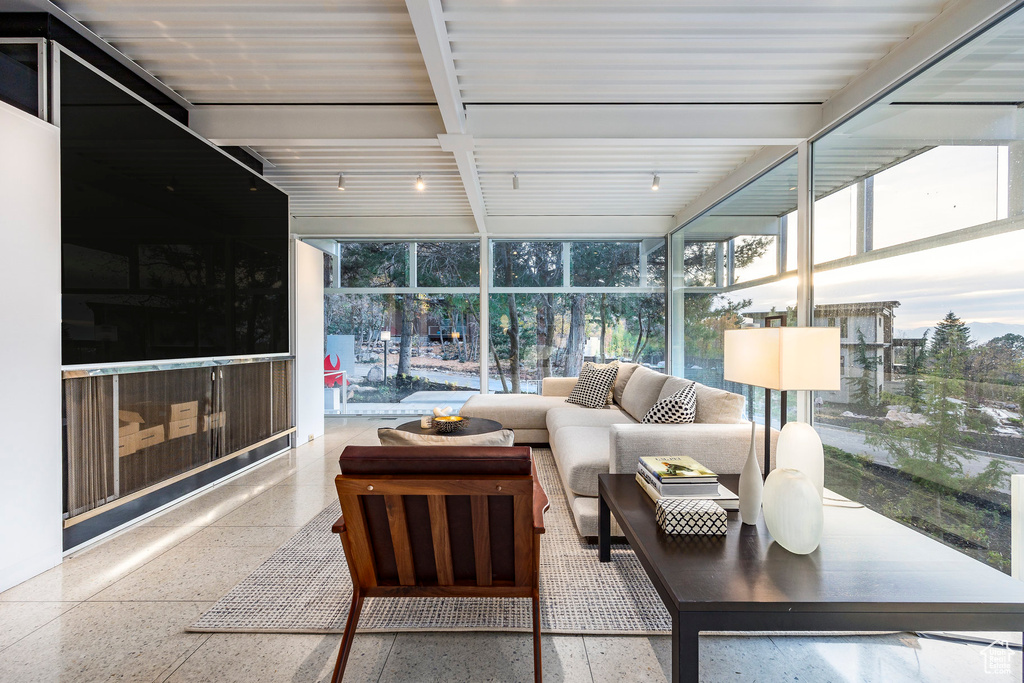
[395,417,503,438]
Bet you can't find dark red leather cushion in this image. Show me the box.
[339,445,532,476]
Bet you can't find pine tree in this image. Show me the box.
[930,311,972,380]
[850,329,880,411]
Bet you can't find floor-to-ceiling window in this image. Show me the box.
[322,241,480,414]
[809,8,1024,572]
[670,7,1024,573]
[670,157,799,428]
[489,239,666,394]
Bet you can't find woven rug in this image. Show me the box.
[190,448,672,635]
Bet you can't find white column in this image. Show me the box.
[796,141,814,424]
[478,235,489,394]
[0,102,62,591]
[294,240,325,442]
[1013,474,1024,580]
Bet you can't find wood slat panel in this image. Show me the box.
[337,493,378,588]
[428,495,454,586]
[471,495,492,587]
[513,494,533,587]
[384,495,416,586]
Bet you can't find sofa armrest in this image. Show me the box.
[609,423,780,476]
[542,377,578,397]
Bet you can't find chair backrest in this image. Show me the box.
[335,445,539,592]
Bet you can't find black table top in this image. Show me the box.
[395,417,503,437]
[599,473,1024,615]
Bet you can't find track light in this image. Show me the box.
[337,173,346,191]
[512,173,519,190]
[651,174,660,191]
[249,176,258,192]
[415,174,426,191]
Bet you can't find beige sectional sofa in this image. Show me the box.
[460,365,778,537]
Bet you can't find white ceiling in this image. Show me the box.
[36,0,1001,233]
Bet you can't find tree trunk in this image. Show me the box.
[631,311,645,362]
[492,347,509,393]
[565,293,586,376]
[599,293,608,363]
[507,293,521,393]
[537,295,554,378]
[397,294,415,377]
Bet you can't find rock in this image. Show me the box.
[366,365,384,383]
[885,409,927,427]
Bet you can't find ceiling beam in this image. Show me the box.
[466,104,820,144]
[189,105,444,146]
[405,0,489,234]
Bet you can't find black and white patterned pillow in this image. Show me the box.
[642,383,697,424]
[566,362,619,409]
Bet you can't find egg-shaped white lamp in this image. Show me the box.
[776,422,825,501]
[763,468,823,555]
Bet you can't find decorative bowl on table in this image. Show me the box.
[434,415,466,434]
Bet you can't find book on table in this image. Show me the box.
[636,465,721,496]
[638,455,717,483]
[635,472,739,511]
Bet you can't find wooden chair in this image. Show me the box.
[330,445,549,683]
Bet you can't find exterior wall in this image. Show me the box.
[294,240,326,444]
[0,102,63,591]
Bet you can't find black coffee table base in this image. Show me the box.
[598,473,1024,683]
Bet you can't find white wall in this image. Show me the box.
[294,240,325,443]
[0,102,63,591]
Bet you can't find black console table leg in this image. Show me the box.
[598,491,611,562]
[671,612,699,683]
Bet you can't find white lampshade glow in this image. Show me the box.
[380,330,391,341]
[723,327,840,391]
[776,422,825,500]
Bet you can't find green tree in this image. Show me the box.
[930,311,972,380]
[850,329,880,411]
[902,332,928,412]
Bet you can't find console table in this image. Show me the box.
[598,473,1024,683]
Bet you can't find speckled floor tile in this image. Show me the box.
[90,544,275,602]
[0,601,209,683]
[211,483,335,528]
[768,633,1023,682]
[163,632,394,683]
[176,525,301,549]
[142,481,266,527]
[378,633,592,682]
[0,601,78,651]
[1,525,200,602]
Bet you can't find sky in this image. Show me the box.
[714,146,1023,344]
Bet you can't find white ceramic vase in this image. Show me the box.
[762,468,823,555]
[738,420,763,525]
[776,422,824,501]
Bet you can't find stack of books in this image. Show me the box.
[635,455,739,511]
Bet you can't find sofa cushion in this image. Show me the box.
[612,362,639,405]
[566,362,619,409]
[693,383,746,424]
[546,403,635,435]
[551,426,611,497]
[658,375,694,401]
[642,383,697,424]
[459,394,570,430]
[377,427,515,447]
[619,366,670,422]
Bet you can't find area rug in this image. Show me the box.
[189,448,672,635]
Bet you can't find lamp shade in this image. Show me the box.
[723,327,840,391]
[380,330,391,341]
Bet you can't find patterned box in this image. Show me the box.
[655,497,728,535]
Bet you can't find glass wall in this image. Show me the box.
[670,156,799,428]
[323,241,480,414]
[670,8,1024,574]
[809,9,1024,573]
[489,240,666,394]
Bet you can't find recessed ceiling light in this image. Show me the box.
[415,174,426,191]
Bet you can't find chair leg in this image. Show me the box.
[331,590,364,683]
[532,590,542,683]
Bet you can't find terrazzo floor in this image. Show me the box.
[1,417,1020,682]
